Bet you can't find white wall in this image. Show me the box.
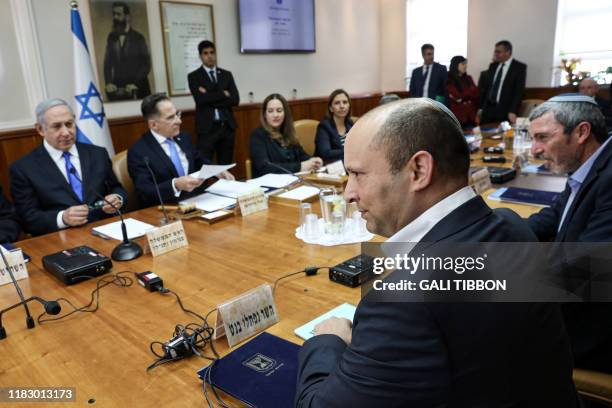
[467,0,558,87]
[380,0,407,91]
[27,0,381,121]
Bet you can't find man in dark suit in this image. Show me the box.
[188,40,239,164]
[128,93,234,208]
[103,2,152,101]
[296,99,578,407]
[527,94,612,374]
[10,99,127,237]
[479,40,527,124]
[0,186,20,243]
[409,43,447,102]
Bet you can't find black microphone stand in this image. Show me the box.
[143,157,170,225]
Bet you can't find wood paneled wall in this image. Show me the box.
[0,87,605,196]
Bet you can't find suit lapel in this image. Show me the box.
[37,145,82,203]
[557,141,612,241]
[175,133,194,173]
[76,144,91,200]
[421,196,492,243]
[144,131,179,178]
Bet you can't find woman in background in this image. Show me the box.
[250,93,322,177]
[315,89,354,162]
[446,56,479,127]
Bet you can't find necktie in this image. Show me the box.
[165,139,185,177]
[423,65,429,78]
[63,151,83,202]
[209,69,217,83]
[488,62,505,104]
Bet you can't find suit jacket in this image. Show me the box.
[0,185,20,243]
[249,127,310,177]
[409,62,448,100]
[103,29,151,99]
[127,131,209,208]
[528,139,612,373]
[9,143,127,236]
[296,196,577,408]
[188,66,239,134]
[480,59,527,117]
[314,117,353,162]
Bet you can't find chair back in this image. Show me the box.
[518,98,545,117]
[111,150,139,212]
[294,119,319,156]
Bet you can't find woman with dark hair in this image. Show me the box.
[315,89,354,162]
[250,93,322,177]
[446,56,479,127]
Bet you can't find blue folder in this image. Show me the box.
[499,187,561,207]
[197,332,300,407]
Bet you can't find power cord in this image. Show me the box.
[36,271,133,324]
[272,266,329,294]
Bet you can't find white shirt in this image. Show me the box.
[151,130,190,197]
[494,57,513,104]
[422,64,432,98]
[44,140,82,229]
[387,186,477,243]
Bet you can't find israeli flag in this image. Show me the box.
[71,3,115,156]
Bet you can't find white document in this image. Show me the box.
[325,160,346,176]
[180,193,236,212]
[246,173,298,188]
[206,179,260,199]
[189,163,236,180]
[294,303,357,340]
[276,185,320,201]
[92,218,155,241]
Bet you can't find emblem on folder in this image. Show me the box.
[243,353,276,372]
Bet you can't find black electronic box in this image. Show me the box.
[329,254,375,287]
[42,246,112,285]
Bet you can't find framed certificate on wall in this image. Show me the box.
[160,1,216,96]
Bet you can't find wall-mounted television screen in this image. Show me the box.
[238,0,316,53]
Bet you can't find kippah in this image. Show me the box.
[422,97,463,132]
[548,93,598,106]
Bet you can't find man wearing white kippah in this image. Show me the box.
[528,93,612,375]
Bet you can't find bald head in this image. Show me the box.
[579,78,598,98]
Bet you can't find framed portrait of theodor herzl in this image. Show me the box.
[159,1,216,96]
[89,0,155,102]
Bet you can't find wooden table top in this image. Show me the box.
[0,146,563,406]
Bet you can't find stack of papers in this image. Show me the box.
[275,185,320,201]
[246,173,298,189]
[189,163,235,180]
[180,193,236,212]
[206,180,261,199]
[92,218,155,241]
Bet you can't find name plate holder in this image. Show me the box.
[213,284,279,347]
[471,167,492,195]
[0,250,28,287]
[237,188,268,216]
[145,220,188,257]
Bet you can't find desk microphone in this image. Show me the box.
[263,161,321,189]
[67,168,142,261]
[143,157,169,225]
[0,249,61,339]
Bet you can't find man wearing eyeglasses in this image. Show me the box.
[128,93,234,208]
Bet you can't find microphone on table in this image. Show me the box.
[67,167,142,261]
[263,161,322,189]
[143,156,170,225]
[0,249,61,340]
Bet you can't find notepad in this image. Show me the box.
[91,218,155,241]
[197,332,300,408]
[247,173,298,188]
[294,303,357,340]
[180,192,236,212]
[206,180,260,199]
[275,185,320,201]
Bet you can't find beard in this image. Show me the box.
[113,20,127,33]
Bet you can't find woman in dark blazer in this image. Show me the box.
[446,56,479,127]
[315,89,354,162]
[250,93,323,177]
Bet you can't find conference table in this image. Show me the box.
[0,138,565,407]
